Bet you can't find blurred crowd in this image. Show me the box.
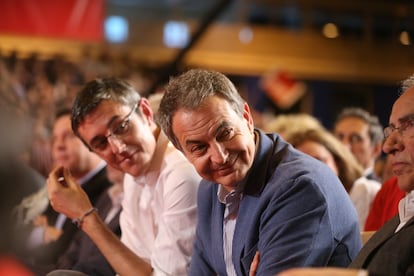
[0,49,158,178]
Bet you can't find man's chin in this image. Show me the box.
[125,170,139,177]
[397,175,414,193]
[214,174,243,188]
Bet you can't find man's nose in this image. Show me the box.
[210,143,228,165]
[382,133,402,155]
[108,135,127,153]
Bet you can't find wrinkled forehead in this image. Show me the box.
[391,88,414,122]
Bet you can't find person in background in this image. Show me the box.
[285,128,380,231]
[333,107,384,183]
[55,165,124,275]
[262,113,324,139]
[364,175,405,231]
[156,69,361,276]
[0,97,39,276]
[374,154,394,183]
[364,153,403,231]
[47,77,201,275]
[277,74,414,276]
[16,108,111,275]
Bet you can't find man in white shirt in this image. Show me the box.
[47,77,201,276]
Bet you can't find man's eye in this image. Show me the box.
[336,135,346,142]
[92,139,108,150]
[217,128,233,141]
[350,134,363,143]
[190,145,207,154]
[113,120,130,135]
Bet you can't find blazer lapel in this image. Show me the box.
[212,200,226,274]
[233,195,260,274]
[351,216,399,268]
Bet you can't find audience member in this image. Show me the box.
[364,153,402,232]
[47,77,201,275]
[333,107,384,182]
[156,69,361,275]
[0,58,45,200]
[56,165,124,275]
[17,108,111,275]
[0,95,40,276]
[262,113,324,138]
[378,153,394,182]
[277,74,414,276]
[364,175,405,231]
[285,128,380,230]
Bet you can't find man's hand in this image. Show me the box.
[47,166,93,219]
[32,215,63,244]
[43,225,63,243]
[249,251,260,276]
[32,215,48,227]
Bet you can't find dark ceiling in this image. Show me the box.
[106,0,414,43]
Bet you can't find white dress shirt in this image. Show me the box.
[218,186,242,276]
[104,183,124,224]
[349,176,381,231]
[120,131,201,276]
[396,190,413,233]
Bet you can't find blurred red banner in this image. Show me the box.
[0,0,104,41]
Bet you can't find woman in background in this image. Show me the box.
[285,127,380,231]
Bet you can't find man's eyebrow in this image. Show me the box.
[185,139,201,148]
[88,114,120,145]
[214,121,230,134]
[398,113,414,123]
[184,121,230,148]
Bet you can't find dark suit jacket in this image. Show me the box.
[25,166,111,275]
[350,215,414,275]
[57,190,122,276]
[189,129,362,276]
[0,159,45,255]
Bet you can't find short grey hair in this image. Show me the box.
[335,107,384,145]
[401,74,414,94]
[156,69,245,150]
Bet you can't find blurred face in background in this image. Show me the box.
[52,114,100,179]
[296,140,339,176]
[334,117,373,170]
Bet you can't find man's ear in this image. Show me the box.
[243,102,254,132]
[138,98,155,124]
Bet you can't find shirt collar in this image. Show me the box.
[396,190,413,232]
[77,160,106,186]
[107,184,124,207]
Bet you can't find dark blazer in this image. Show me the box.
[189,129,362,276]
[1,159,45,254]
[57,189,122,276]
[25,166,111,275]
[350,215,414,275]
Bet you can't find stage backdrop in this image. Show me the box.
[0,0,104,41]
